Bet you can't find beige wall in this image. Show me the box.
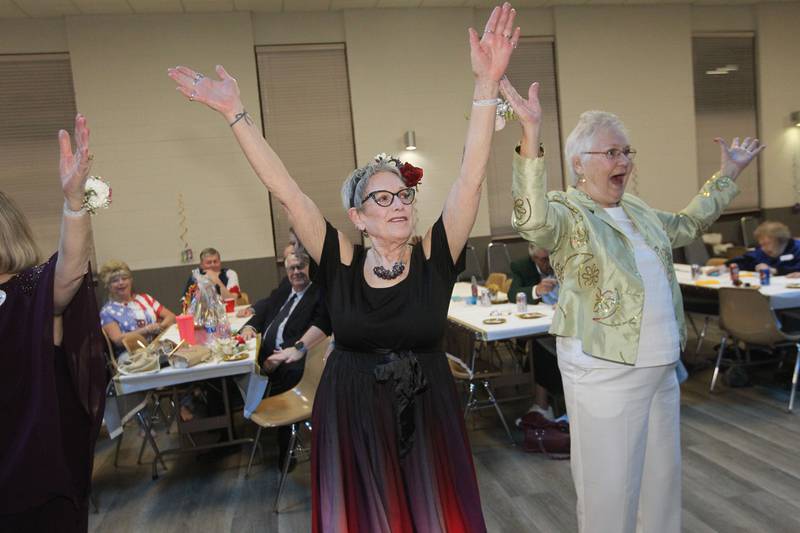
[64,12,274,270]
[0,18,67,53]
[756,3,800,210]
[554,5,698,213]
[2,3,800,274]
[344,8,491,235]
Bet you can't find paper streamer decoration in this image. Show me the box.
[178,193,194,263]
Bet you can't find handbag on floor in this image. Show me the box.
[520,411,570,459]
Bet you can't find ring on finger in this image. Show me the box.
[503,33,512,39]
[485,29,495,34]
[193,73,205,85]
[189,90,197,101]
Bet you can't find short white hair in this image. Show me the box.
[564,111,630,186]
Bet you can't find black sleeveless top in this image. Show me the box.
[315,215,466,353]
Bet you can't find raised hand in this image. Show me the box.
[500,78,541,132]
[59,114,91,208]
[715,136,766,180]
[168,65,243,119]
[468,3,520,83]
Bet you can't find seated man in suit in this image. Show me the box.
[239,250,331,469]
[510,245,562,423]
[508,243,558,305]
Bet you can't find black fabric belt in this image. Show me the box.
[334,345,431,457]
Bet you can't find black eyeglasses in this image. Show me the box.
[362,187,416,207]
[582,147,637,161]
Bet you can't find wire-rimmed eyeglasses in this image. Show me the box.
[362,187,416,207]
[582,147,637,161]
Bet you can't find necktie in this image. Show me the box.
[259,293,297,364]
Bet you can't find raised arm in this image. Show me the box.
[655,136,765,249]
[167,65,330,264]
[54,114,93,315]
[502,78,567,252]
[438,3,520,261]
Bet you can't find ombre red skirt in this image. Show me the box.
[311,348,487,533]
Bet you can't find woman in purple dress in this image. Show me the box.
[0,115,107,533]
[168,4,520,530]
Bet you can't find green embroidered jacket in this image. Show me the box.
[511,152,739,365]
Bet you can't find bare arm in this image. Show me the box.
[437,4,520,262]
[655,137,764,248]
[54,114,93,315]
[157,306,176,330]
[167,66,331,264]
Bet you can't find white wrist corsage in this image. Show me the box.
[83,175,112,215]
[494,100,516,131]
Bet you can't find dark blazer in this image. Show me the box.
[508,257,544,303]
[244,279,331,365]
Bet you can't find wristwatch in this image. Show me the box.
[294,341,308,354]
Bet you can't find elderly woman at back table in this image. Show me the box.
[99,259,176,355]
[169,4,519,530]
[501,77,764,533]
[723,220,800,277]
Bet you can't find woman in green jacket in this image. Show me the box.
[502,78,764,533]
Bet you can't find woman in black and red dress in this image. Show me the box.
[168,4,520,530]
[0,115,107,532]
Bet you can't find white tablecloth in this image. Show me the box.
[449,282,554,341]
[104,311,268,437]
[674,263,800,310]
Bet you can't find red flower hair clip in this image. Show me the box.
[399,162,423,187]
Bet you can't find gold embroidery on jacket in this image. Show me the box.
[592,288,641,327]
[513,197,532,226]
[654,246,675,282]
[578,261,600,288]
[593,288,619,318]
[550,195,588,249]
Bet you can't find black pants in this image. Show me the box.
[532,336,563,395]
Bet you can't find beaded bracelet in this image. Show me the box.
[473,98,502,107]
[63,201,87,217]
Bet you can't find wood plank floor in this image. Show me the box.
[89,343,799,532]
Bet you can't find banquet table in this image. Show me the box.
[447,282,555,398]
[674,263,800,310]
[105,309,268,479]
[448,282,554,342]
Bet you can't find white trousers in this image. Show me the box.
[558,357,681,533]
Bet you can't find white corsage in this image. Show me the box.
[83,175,112,214]
[494,100,516,131]
[373,153,401,168]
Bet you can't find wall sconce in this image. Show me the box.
[404,130,417,151]
[792,111,800,127]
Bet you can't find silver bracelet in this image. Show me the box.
[63,201,87,218]
[473,98,502,107]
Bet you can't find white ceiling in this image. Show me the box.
[1,0,797,19]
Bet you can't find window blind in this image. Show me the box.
[255,44,359,258]
[0,53,78,258]
[486,38,564,237]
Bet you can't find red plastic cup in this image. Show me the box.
[224,298,236,313]
[176,314,196,345]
